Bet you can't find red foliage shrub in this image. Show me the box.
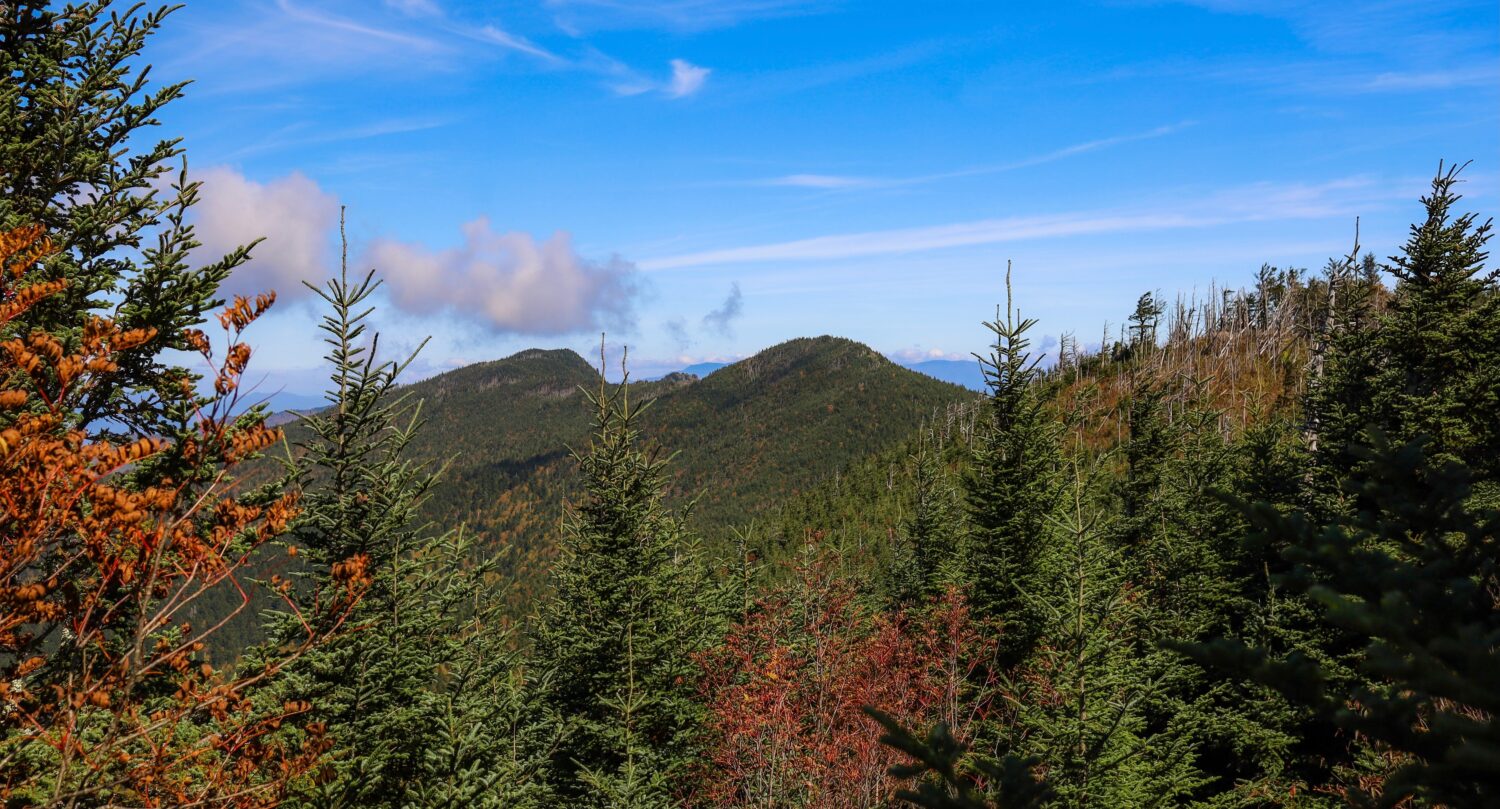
[696,544,995,808]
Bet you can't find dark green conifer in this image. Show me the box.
[0,2,254,437]
[1181,171,1498,803]
[866,707,1052,809]
[963,267,1059,666]
[894,431,964,604]
[1032,449,1200,807]
[1312,163,1498,499]
[1185,434,1498,807]
[530,348,720,805]
[263,232,555,807]
[1126,292,1164,355]
[1116,378,1173,555]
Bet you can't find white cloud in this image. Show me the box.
[764,173,878,189]
[888,347,971,363]
[385,0,442,15]
[468,24,566,62]
[1361,65,1499,91]
[274,0,442,51]
[667,59,711,97]
[545,0,832,33]
[750,123,1193,191]
[192,168,340,301]
[642,177,1392,270]
[365,218,644,335]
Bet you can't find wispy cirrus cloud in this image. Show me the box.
[751,122,1195,190]
[1194,58,1500,96]
[545,0,835,33]
[760,173,877,189]
[175,1,705,100]
[1170,0,1495,55]
[1102,0,1497,100]
[224,115,453,159]
[164,0,454,93]
[273,0,445,51]
[461,23,567,62]
[1361,65,1499,91]
[384,0,441,15]
[441,15,712,99]
[643,176,1393,269]
[731,39,949,99]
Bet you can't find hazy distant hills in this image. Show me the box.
[677,361,729,378]
[385,336,975,605]
[904,359,986,391]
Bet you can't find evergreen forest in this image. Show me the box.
[1,3,1496,807]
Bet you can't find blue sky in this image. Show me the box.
[150,0,1499,389]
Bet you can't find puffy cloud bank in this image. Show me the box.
[192,167,340,300]
[191,168,639,336]
[365,217,642,335]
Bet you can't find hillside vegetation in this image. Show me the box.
[3,5,1496,808]
[388,336,971,606]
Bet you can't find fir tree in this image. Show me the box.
[1184,434,1498,807]
[1016,434,1201,808]
[1,2,254,437]
[869,707,1053,808]
[1371,164,1498,481]
[1126,292,1164,356]
[964,266,1059,667]
[393,532,561,809]
[263,228,556,807]
[1116,377,1173,556]
[1313,163,1498,500]
[530,347,721,804]
[895,431,964,604]
[1112,374,1256,807]
[1173,413,1336,806]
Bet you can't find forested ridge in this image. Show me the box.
[2,4,1496,808]
[391,334,972,612]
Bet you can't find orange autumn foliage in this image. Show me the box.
[0,227,369,808]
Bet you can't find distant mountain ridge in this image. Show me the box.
[386,335,975,607]
[679,361,728,378]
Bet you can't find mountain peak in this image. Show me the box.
[414,347,596,401]
[707,336,895,388]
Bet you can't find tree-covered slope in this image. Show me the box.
[646,336,975,528]
[387,336,972,607]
